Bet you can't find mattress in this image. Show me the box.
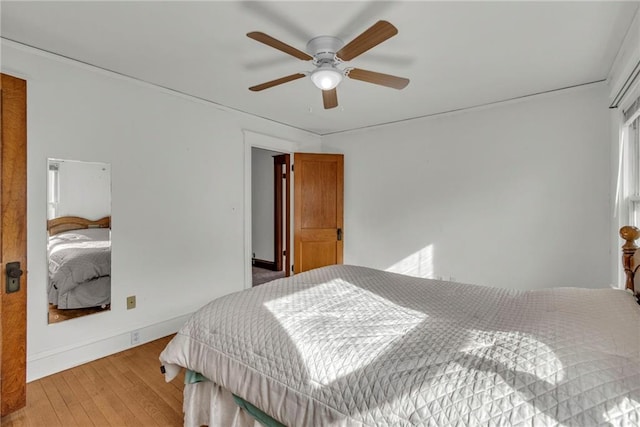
[160,265,640,426]
[48,228,111,308]
[49,275,110,309]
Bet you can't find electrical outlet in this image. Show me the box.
[131,330,140,345]
[126,295,136,310]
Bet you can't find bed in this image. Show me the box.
[47,216,111,309]
[159,228,640,426]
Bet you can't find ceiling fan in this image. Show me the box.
[247,20,410,109]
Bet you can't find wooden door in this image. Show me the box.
[293,153,343,273]
[0,73,28,416]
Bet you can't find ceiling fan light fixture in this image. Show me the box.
[311,68,343,90]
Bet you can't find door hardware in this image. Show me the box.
[6,262,23,293]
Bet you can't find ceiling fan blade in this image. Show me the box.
[322,89,338,109]
[336,20,398,62]
[247,32,313,61]
[347,68,409,90]
[249,73,306,91]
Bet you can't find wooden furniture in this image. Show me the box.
[47,216,110,236]
[620,225,640,296]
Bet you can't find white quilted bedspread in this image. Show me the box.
[160,265,640,426]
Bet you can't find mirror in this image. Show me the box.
[47,159,111,324]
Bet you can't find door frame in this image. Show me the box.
[272,154,290,276]
[249,152,289,275]
[243,131,298,288]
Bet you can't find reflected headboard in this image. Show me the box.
[47,216,110,236]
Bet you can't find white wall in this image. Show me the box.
[2,40,321,380]
[608,9,640,106]
[251,148,283,262]
[52,159,111,220]
[323,83,611,290]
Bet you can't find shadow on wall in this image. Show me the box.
[385,244,434,279]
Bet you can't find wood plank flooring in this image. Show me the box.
[1,335,185,426]
[48,304,111,324]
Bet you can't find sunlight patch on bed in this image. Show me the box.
[264,278,426,386]
[603,397,640,423]
[385,244,434,278]
[48,231,110,256]
[49,239,110,255]
[464,330,566,386]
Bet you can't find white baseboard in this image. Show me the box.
[27,313,192,382]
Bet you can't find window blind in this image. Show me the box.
[624,96,640,124]
[612,59,640,110]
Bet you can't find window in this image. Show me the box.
[47,161,59,219]
[618,89,640,228]
[628,118,640,226]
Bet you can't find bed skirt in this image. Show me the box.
[184,380,261,427]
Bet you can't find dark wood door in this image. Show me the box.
[1,73,28,416]
[273,154,291,276]
[293,153,344,273]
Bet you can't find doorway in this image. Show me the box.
[251,148,290,286]
[243,132,345,288]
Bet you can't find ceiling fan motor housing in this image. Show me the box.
[306,36,344,63]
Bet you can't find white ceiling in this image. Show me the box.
[1,1,638,135]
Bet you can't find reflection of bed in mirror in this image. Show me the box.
[47,216,111,312]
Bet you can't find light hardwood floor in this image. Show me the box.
[1,335,185,426]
